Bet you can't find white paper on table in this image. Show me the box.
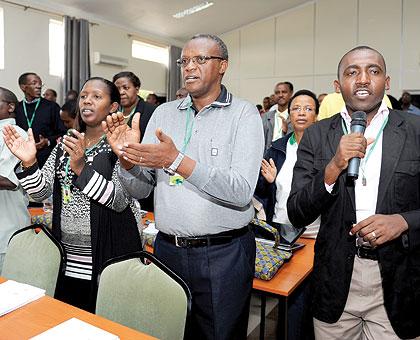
[0,280,45,316]
[30,318,120,340]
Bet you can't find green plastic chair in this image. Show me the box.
[1,224,66,297]
[96,251,191,340]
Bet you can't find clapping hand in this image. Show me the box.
[120,128,178,169]
[261,158,277,183]
[62,130,86,176]
[3,125,37,167]
[102,111,141,169]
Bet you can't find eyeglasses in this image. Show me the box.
[176,55,225,68]
[290,106,315,113]
[26,82,45,89]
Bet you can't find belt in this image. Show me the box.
[159,225,250,248]
[356,246,378,260]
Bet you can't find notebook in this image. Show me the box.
[0,280,45,316]
[30,318,119,340]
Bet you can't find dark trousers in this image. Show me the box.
[55,275,94,312]
[154,230,256,340]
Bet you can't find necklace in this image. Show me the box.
[85,134,105,148]
[120,98,139,120]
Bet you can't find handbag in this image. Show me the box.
[252,218,293,281]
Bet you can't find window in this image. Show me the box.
[132,39,168,66]
[49,19,64,76]
[0,8,4,69]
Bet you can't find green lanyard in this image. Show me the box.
[62,135,106,200]
[288,132,297,145]
[341,115,389,185]
[23,98,41,128]
[181,108,195,153]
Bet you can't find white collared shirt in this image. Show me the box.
[326,100,389,224]
[272,109,289,141]
[274,138,320,237]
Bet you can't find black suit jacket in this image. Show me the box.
[15,98,66,167]
[287,110,420,339]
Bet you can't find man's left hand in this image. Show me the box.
[120,128,179,169]
[350,214,408,247]
[35,135,49,150]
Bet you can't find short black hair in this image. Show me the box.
[112,71,141,88]
[275,81,294,93]
[61,99,77,119]
[337,46,386,79]
[74,77,120,132]
[0,87,18,107]
[288,89,320,115]
[66,89,78,97]
[191,34,228,60]
[46,88,57,97]
[18,72,38,85]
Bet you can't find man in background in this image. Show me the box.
[15,73,66,167]
[146,93,159,106]
[175,87,188,99]
[401,91,420,115]
[262,81,293,151]
[43,88,57,102]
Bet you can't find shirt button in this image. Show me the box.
[194,130,198,134]
[197,116,201,120]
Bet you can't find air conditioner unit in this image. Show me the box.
[93,52,128,67]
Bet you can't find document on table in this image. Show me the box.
[0,280,45,316]
[30,318,120,340]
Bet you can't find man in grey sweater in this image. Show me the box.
[104,34,264,339]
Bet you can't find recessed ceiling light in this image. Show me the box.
[173,2,214,19]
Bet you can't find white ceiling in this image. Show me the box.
[14,0,312,45]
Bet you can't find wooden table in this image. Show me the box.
[252,238,315,340]
[0,277,156,340]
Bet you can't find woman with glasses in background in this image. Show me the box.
[255,89,320,340]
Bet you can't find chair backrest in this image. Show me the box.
[96,251,191,340]
[1,224,66,297]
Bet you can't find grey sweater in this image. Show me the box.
[118,87,264,236]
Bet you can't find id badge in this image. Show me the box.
[62,185,72,204]
[169,174,184,186]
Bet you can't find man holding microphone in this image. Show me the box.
[288,46,420,339]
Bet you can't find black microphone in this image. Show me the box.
[347,111,367,181]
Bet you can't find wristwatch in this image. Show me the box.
[163,152,185,176]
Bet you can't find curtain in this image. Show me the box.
[64,16,91,96]
[166,45,182,102]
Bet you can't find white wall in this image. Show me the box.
[221,0,420,105]
[0,3,62,102]
[90,24,168,95]
[0,2,169,104]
